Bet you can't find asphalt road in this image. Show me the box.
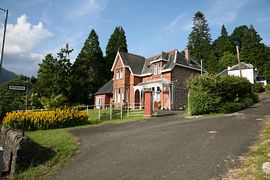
[52,96,270,180]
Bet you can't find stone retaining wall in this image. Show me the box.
[0,126,54,176]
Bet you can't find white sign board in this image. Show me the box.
[8,85,26,91]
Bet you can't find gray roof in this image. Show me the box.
[119,52,146,75]
[219,62,254,76]
[95,79,113,95]
[117,49,204,76]
[229,62,253,70]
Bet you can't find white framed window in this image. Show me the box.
[119,68,123,79]
[126,88,129,102]
[96,97,102,108]
[117,88,121,103]
[154,64,157,75]
[157,63,161,74]
[114,89,117,102]
[116,71,119,79]
[122,88,124,101]
[152,87,161,101]
[156,87,161,101]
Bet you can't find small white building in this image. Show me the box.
[219,62,267,86]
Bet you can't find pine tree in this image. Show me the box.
[37,44,73,100]
[105,26,128,79]
[71,29,104,104]
[188,12,214,72]
[54,43,73,98]
[37,54,57,97]
[212,25,234,72]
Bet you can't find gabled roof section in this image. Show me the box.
[95,79,113,95]
[119,52,146,75]
[111,51,146,75]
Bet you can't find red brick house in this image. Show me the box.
[95,47,205,110]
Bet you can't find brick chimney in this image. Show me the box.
[184,46,190,60]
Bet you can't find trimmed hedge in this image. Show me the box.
[3,108,88,130]
[187,74,257,115]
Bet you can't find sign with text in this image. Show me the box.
[8,85,26,91]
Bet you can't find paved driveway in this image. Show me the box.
[52,97,270,180]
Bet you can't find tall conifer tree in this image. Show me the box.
[71,29,104,104]
[188,11,213,71]
[105,26,128,79]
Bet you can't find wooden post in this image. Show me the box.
[236,45,242,77]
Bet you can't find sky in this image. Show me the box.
[0,0,270,77]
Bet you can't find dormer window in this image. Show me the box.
[154,64,157,75]
[157,63,161,74]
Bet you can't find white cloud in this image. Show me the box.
[0,14,52,76]
[68,0,107,18]
[207,0,250,25]
[2,14,52,54]
[166,14,186,32]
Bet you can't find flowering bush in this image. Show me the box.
[3,108,88,130]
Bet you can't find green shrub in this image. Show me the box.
[265,84,270,91]
[40,94,68,110]
[253,83,265,93]
[220,97,254,113]
[188,90,221,115]
[187,74,255,115]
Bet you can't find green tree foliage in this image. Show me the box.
[0,76,36,120]
[105,26,128,79]
[37,54,57,97]
[37,44,73,101]
[188,12,214,72]
[219,52,237,72]
[230,25,270,81]
[212,25,234,72]
[71,29,104,104]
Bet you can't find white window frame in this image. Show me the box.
[119,68,123,79]
[96,97,102,108]
[116,71,119,79]
[114,89,117,102]
[122,88,124,101]
[154,64,157,75]
[156,87,161,101]
[157,64,161,74]
[117,88,121,103]
[126,88,129,103]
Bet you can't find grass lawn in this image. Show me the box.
[12,128,78,180]
[12,111,147,179]
[224,116,270,179]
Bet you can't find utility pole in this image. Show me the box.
[0,8,8,73]
[235,40,242,77]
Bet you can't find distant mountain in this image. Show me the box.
[0,68,17,83]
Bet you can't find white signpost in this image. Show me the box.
[8,85,26,91]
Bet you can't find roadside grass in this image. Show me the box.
[225,116,270,179]
[13,128,78,180]
[12,110,146,179]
